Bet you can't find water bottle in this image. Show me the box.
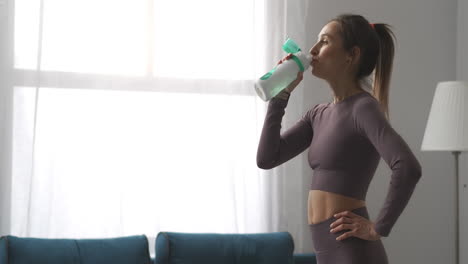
[255,38,312,101]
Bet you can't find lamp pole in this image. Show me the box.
[453,151,460,264]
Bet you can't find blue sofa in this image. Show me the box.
[0,235,151,264]
[0,232,317,264]
[156,232,316,264]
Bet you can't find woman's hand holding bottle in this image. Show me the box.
[275,53,304,96]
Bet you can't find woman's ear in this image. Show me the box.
[349,46,361,64]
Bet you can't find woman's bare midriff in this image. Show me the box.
[308,190,366,225]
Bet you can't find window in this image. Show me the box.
[12,0,267,252]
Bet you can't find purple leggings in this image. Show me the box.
[309,206,389,264]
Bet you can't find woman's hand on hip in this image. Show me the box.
[329,210,382,241]
[277,53,304,93]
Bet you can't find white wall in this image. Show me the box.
[457,0,468,263]
[297,0,458,263]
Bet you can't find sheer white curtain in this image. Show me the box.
[0,0,315,254]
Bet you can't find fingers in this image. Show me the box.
[330,216,352,228]
[330,223,354,233]
[331,221,357,241]
[277,53,294,65]
[334,211,357,219]
[336,231,354,241]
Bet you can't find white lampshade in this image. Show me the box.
[421,81,468,151]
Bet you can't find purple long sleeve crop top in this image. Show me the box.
[256,91,422,237]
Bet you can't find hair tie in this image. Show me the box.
[370,23,375,29]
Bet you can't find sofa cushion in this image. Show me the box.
[155,232,294,264]
[76,235,151,264]
[1,235,151,264]
[5,236,80,264]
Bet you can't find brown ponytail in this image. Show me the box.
[372,23,396,120]
[330,14,397,120]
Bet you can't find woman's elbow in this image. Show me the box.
[396,156,422,183]
[256,158,274,170]
[408,158,422,183]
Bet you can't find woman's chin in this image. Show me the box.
[311,68,319,78]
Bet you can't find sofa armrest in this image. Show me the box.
[0,237,7,264]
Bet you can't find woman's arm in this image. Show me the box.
[256,91,317,170]
[354,98,422,237]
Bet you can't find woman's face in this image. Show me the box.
[309,21,352,81]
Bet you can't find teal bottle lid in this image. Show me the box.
[283,38,305,71]
[282,38,302,53]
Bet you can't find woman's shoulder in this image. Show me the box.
[352,92,381,113]
[300,102,329,123]
[311,102,331,116]
[351,93,389,127]
[314,102,330,110]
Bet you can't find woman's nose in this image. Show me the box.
[309,46,318,56]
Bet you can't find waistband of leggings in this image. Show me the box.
[309,206,369,228]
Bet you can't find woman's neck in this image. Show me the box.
[328,78,364,104]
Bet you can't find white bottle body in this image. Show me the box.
[255,52,313,101]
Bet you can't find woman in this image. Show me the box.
[256,14,422,263]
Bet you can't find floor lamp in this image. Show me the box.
[421,81,468,264]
